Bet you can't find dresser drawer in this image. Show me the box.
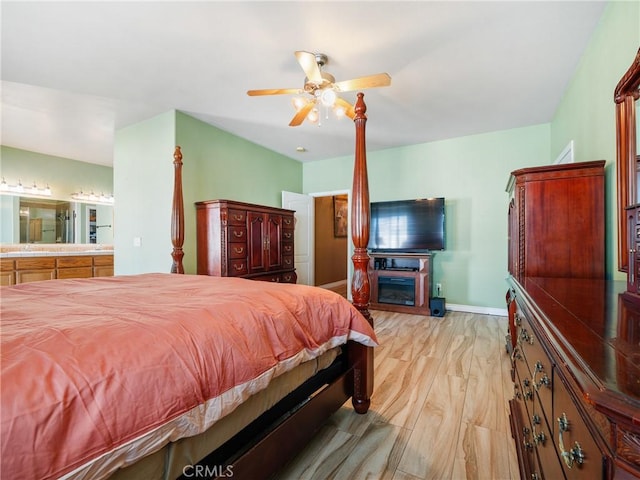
[530,393,565,480]
[228,243,247,259]
[281,271,296,284]
[93,255,114,266]
[15,257,55,270]
[282,255,294,269]
[254,273,283,283]
[228,259,248,276]
[1,259,14,272]
[57,267,93,279]
[228,226,247,243]
[57,256,92,268]
[282,230,294,242]
[553,376,606,479]
[283,243,294,255]
[282,215,294,229]
[227,209,247,225]
[517,310,554,421]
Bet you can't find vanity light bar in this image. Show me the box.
[0,178,52,197]
[71,190,115,205]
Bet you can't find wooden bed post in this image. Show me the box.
[350,92,374,414]
[171,146,185,274]
[350,93,372,322]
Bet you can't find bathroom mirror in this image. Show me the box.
[0,195,113,245]
[615,48,640,271]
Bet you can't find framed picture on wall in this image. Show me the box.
[333,195,347,237]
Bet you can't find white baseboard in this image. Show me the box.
[445,303,507,317]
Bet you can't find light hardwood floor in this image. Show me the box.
[275,309,518,480]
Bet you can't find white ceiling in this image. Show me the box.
[1,1,607,167]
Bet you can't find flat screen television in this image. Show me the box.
[368,198,445,252]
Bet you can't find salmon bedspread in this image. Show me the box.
[0,273,377,480]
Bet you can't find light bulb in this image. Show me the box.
[292,96,308,111]
[319,89,337,107]
[307,108,319,124]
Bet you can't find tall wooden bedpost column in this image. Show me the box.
[351,92,372,322]
[350,92,374,414]
[171,146,185,274]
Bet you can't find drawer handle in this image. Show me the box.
[233,231,244,238]
[233,246,245,254]
[557,413,585,468]
[533,361,551,390]
[532,416,546,446]
[519,328,530,344]
[284,232,292,239]
[536,373,551,390]
[233,214,244,221]
[284,218,292,225]
[233,264,245,271]
[514,312,522,327]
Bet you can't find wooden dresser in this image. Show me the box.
[505,161,640,479]
[507,278,639,479]
[195,199,296,283]
[506,160,605,282]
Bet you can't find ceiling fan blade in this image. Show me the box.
[295,51,322,83]
[247,88,301,96]
[333,73,392,92]
[289,101,315,127]
[335,98,355,119]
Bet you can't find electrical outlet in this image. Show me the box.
[436,283,442,297]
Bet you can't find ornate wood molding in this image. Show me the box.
[615,48,640,272]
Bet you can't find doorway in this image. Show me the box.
[283,189,351,295]
[314,194,348,295]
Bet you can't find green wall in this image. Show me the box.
[304,124,550,310]
[550,0,639,282]
[113,110,302,275]
[303,0,638,310]
[0,146,113,201]
[0,146,114,245]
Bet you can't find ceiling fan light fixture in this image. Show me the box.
[307,108,319,124]
[292,96,308,111]
[319,88,337,107]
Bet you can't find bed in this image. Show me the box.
[1,92,376,480]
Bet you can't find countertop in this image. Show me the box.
[0,250,113,258]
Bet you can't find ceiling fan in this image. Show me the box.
[247,51,391,127]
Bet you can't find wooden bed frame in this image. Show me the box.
[168,92,374,479]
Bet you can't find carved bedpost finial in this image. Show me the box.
[351,92,372,325]
[171,146,185,274]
